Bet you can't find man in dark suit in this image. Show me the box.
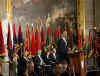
[33,50,45,76]
[57,31,69,62]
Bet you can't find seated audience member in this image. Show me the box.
[61,60,72,76]
[33,50,45,76]
[17,51,29,76]
[47,60,64,76]
[45,47,56,65]
[44,50,51,65]
[28,61,38,76]
[49,48,56,64]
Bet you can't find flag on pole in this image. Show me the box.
[78,27,81,49]
[46,26,51,46]
[69,28,74,49]
[25,25,30,52]
[7,23,13,62]
[7,23,11,48]
[18,24,23,45]
[0,21,5,58]
[81,29,85,49]
[35,26,41,51]
[41,26,45,48]
[58,26,61,38]
[17,24,24,58]
[31,27,36,56]
[88,31,93,58]
[54,26,59,44]
[95,35,98,54]
[54,26,57,38]
[13,24,18,57]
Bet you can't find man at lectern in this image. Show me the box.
[56,30,69,63]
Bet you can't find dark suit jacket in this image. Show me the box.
[57,38,68,60]
[17,56,28,76]
[34,56,41,66]
[45,53,56,65]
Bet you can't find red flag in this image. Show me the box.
[18,24,22,35]
[47,26,50,35]
[35,26,41,51]
[41,26,45,47]
[78,27,81,49]
[25,25,30,52]
[88,31,94,58]
[7,23,12,49]
[7,23,13,61]
[89,31,92,51]
[58,26,61,37]
[13,24,17,44]
[31,27,36,56]
[95,35,98,53]
[18,24,23,44]
[46,26,51,46]
[54,26,57,38]
[69,28,73,48]
[81,30,85,49]
[0,22,5,55]
[7,23,11,47]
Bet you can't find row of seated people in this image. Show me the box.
[17,45,80,76]
[17,45,57,76]
[17,57,73,76]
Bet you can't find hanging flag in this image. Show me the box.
[13,24,18,57]
[54,26,57,39]
[95,35,98,54]
[46,26,51,46]
[31,27,36,56]
[81,29,85,49]
[78,27,81,49]
[54,26,58,44]
[0,22,5,58]
[18,24,23,44]
[35,26,41,51]
[41,26,45,48]
[69,28,74,49]
[25,25,30,52]
[7,23,13,62]
[7,23,11,48]
[13,24,17,45]
[88,31,93,58]
[58,26,61,38]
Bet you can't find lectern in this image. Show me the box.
[68,51,85,76]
